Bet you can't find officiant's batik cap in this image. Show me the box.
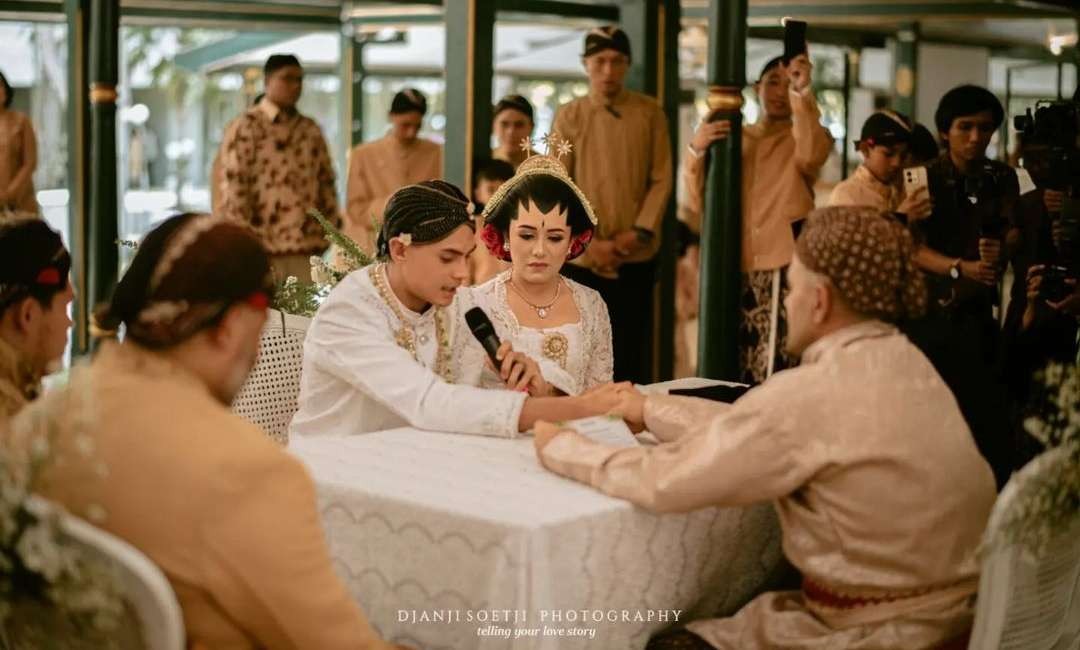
[480,134,596,262]
[796,207,927,323]
[377,180,475,258]
[93,212,274,347]
[0,218,70,312]
[583,26,631,59]
[391,88,428,116]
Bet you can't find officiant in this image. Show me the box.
[533,207,996,650]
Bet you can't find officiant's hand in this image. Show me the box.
[493,341,551,395]
[534,420,573,455]
[609,384,646,433]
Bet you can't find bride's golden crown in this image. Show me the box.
[480,132,596,226]
[518,133,574,175]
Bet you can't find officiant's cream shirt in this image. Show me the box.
[291,265,527,437]
[540,320,996,650]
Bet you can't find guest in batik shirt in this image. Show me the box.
[0,218,71,422]
[219,54,340,282]
[535,207,995,650]
[12,213,408,650]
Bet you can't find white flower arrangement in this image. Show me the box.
[0,411,125,644]
[1001,361,1080,558]
[271,210,376,318]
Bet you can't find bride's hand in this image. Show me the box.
[492,341,551,394]
[580,382,644,430]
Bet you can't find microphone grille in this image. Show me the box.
[465,306,493,332]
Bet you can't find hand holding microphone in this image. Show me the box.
[465,307,553,395]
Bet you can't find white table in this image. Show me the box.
[291,429,781,649]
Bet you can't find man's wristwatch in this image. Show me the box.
[948,258,963,280]
[634,227,656,245]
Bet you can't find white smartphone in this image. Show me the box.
[903,166,929,196]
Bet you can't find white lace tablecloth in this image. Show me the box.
[291,430,782,650]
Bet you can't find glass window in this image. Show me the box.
[0,21,69,243]
[117,27,344,265]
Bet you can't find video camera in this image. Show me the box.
[1014,94,1080,193]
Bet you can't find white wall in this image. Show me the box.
[916,43,990,128]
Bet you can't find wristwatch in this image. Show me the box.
[634,227,656,245]
[948,258,962,280]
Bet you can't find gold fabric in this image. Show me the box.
[13,341,393,650]
[540,320,996,650]
[0,110,39,216]
[0,336,37,423]
[553,89,673,266]
[681,89,833,271]
[345,135,442,252]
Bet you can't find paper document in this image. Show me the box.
[639,377,744,394]
[563,415,639,448]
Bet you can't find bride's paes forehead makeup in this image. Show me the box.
[515,200,569,232]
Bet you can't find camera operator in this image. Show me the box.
[1000,91,1080,469]
[904,85,1020,489]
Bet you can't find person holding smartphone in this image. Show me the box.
[827,110,932,222]
[682,52,833,384]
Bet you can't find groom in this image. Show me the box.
[291,180,622,437]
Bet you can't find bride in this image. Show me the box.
[474,137,613,396]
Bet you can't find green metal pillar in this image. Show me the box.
[622,0,680,382]
[341,26,365,147]
[697,0,747,380]
[65,0,90,355]
[893,23,918,118]
[841,48,856,179]
[87,0,119,348]
[445,0,496,193]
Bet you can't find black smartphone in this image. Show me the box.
[782,20,808,64]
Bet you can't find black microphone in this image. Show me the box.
[465,307,502,368]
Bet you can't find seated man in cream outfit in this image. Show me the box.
[13,213,407,650]
[535,207,996,650]
[292,180,621,437]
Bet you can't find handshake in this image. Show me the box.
[533,382,647,453]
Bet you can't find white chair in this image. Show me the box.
[10,496,185,650]
[231,309,312,444]
[969,446,1080,650]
